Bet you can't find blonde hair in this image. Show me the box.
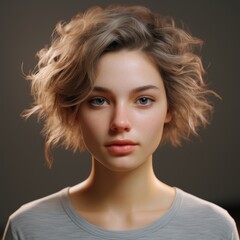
[24,5,217,167]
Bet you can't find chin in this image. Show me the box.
[98,156,146,173]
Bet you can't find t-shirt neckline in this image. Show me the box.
[60,187,182,239]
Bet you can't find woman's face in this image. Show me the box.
[79,50,171,172]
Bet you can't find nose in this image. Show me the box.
[110,104,131,133]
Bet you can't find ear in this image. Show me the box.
[164,111,172,123]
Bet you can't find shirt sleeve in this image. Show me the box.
[2,220,18,240]
[231,226,240,240]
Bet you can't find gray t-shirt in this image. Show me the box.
[3,187,239,239]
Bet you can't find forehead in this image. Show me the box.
[94,50,165,91]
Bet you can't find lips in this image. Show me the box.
[105,140,138,155]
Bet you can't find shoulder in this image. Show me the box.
[177,188,233,220]
[175,188,239,239]
[7,188,69,235]
[11,188,66,219]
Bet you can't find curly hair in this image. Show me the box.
[23,5,217,167]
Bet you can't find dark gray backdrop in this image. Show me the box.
[1,0,240,232]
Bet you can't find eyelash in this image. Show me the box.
[89,97,109,106]
[89,96,154,107]
[136,97,154,105]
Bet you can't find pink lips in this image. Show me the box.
[105,140,138,155]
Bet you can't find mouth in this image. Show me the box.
[105,140,138,155]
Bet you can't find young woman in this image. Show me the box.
[3,5,239,240]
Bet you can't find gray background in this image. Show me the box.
[1,0,240,233]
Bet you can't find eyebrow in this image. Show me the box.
[92,85,160,93]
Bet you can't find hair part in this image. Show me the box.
[23,5,218,167]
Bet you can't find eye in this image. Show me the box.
[89,97,108,106]
[136,97,154,106]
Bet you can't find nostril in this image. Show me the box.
[110,107,131,132]
[110,123,131,133]
[110,119,131,133]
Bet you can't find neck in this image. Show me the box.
[84,156,162,211]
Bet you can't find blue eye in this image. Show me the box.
[136,97,153,105]
[89,97,108,106]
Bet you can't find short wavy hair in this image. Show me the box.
[24,5,217,167]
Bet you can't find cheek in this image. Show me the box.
[79,120,100,155]
[148,119,164,139]
[79,113,107,144]
[138,111,166,144]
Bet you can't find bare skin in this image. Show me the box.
[69,50,175,231]
[70,159,175,230]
